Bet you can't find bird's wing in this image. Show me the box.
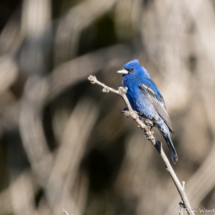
[138,79,174,133]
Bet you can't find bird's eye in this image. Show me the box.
[130,68,134,72]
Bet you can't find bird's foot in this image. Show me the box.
[144,119,154,127]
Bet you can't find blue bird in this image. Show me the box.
[117,59,178,163]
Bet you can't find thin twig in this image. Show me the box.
[88,75,195,215]
[63,209,73,215]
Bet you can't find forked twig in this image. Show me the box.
[88,75,195,215]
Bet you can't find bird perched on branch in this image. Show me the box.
[117,59,178,163]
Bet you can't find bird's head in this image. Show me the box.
[117,59,150,82]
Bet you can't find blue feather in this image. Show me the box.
[118,59,178,163]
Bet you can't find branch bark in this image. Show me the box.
[88,75,195,215]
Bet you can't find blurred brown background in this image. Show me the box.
[0,0,215,215]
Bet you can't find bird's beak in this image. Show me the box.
[117,69,128,74]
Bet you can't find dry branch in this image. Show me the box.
[88,75,195,215]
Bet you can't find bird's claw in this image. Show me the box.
[144,119,154,127]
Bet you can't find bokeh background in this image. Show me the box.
[0,0,215,215]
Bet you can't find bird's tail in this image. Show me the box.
[157,118,178,164]
[163,133,178,164]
